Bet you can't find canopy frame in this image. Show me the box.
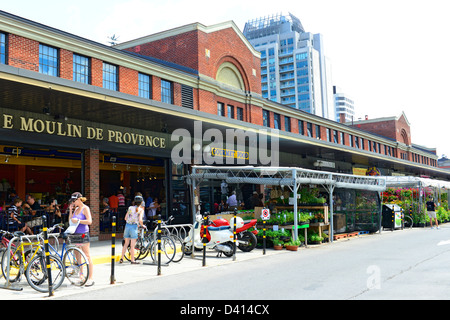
[185,166,387,242]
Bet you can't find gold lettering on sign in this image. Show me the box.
[3,114,13,129]
[2,112,165,149]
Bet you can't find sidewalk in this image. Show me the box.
[0,239,291,300]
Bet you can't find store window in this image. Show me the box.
[73,54,90,84]
[0,32,6,64]
[102,62,118,91]
[161,79,173,104]
[138,73,152,99]
[39,44,59,77]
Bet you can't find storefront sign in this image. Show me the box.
[211,147,249,160]
[1,110,166,149]
[352,167,368,176]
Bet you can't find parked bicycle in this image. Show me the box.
[1,230,65,292]
[36,224,90,286]
[122,224,176,264]
[0,230,16,279]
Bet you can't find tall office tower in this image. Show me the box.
[333,86,355,123]
[243,13,335,120]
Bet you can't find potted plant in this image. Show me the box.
[308,231,324,244]
[273,238,284,250]
[285,239,301,251]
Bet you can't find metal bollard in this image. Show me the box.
[263,220,266,255]
[110,216,116,284]
[202,215,207,267]
[233,209,237,261]
[42,215,54,297]
[157,219,162,276]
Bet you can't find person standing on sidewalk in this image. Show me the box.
[68,192,95,286]
[426,196,439,229]
[120,195,146,264]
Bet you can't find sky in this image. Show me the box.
[2,0,450,157]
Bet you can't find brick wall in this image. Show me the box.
[84,148,100,237]
[8,34,38,71]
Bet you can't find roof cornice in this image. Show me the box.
[114,20,261,58]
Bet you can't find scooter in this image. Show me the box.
[184,212,258,257]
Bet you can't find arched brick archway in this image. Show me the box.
[401,128,409,145]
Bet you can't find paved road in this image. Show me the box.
[2,225,450,301]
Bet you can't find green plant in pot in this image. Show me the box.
[273,238,284,250]
[285,239,301,251]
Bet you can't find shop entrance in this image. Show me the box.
[0,144,83,232]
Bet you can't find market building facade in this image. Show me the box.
[0,10,448,238]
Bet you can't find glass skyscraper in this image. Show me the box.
[243,13,335,120]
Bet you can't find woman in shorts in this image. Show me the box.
[68,192,94,286]
[120,195,146,264]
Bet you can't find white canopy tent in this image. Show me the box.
[383,176,450,213]
[384,176,450,189]
[185,166,387,242]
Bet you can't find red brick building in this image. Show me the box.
[0,10,447,237]
[348,112,437,166]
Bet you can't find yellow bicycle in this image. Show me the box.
[1,231,65,292]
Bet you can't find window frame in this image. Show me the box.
[0,32,7,65]
[138,73,152,99]
[39,43,59,77]
[273,113,281,130]
[217,102,225,116]
[73,53,91,84]
[236,107,244,121]
[263,110,270,127]
[102,62,118,91]
[161,79,173,104]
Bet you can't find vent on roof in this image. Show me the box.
[181,84,194,109]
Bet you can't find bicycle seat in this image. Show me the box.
[13,231,26,237]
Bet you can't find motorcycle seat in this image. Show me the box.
[208,225,231,231]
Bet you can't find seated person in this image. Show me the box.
[8,198,33,234]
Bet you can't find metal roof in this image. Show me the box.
[186,166,387,192]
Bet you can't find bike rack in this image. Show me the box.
[143,223,193,267]
[0,232,61,292]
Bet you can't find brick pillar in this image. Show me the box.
[84,148,100,238]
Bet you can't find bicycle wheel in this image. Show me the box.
[150,236,176,264]
[139,231,157,261]
[0,247,5,279]
[122,238,143,262]
[1,248,22,282]
[170,235,185,263]
[25,253,65,293]
[63,247,90,286]
[404,215,413,229]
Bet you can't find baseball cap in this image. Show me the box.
[69,192,83,203]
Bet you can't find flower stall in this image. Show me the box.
[383,176,450,227]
